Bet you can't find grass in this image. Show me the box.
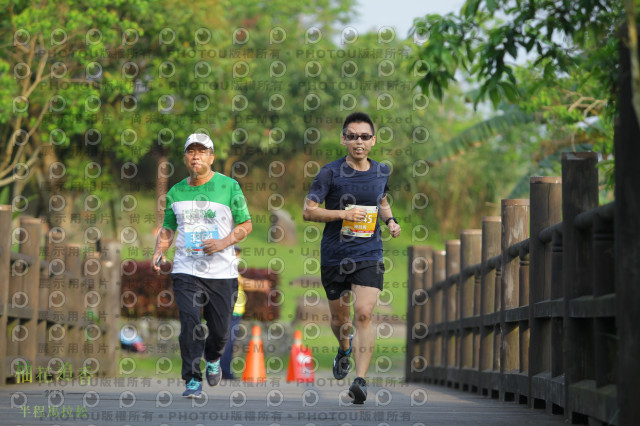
[118,325,406,381]
[119,352,183,378]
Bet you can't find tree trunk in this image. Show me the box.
[154,148,169,230]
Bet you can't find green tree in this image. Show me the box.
[410,0,623,109]
[0,0,239,234]
[0,0,150,210]
[408,0,624,193]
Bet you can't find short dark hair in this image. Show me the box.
[342,112,375,135]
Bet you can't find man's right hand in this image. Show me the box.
[344,208,367,222]
[152,253,164,272]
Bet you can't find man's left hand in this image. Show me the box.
[201,239,225,255]
[388,221,401,238]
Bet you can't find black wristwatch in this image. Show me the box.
[385,217,398,226]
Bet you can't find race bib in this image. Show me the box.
[341,205,378,238]
[184,223,219,256]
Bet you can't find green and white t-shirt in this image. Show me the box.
[163,173,251,279]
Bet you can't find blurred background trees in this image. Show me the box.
[1,0,631,243]
[409,0,626,201]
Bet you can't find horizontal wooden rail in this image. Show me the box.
[574,201,614,230]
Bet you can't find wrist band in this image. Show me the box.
[385,217,398,226]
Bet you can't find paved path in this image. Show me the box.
[0,376,568,426]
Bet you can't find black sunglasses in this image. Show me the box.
[343,133,374,141]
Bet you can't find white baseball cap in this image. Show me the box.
[184,133,214,152]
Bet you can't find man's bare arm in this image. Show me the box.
[302,198,366,222]
[379,196,401,238]
[200,220,253,255]
[152,227,175,271]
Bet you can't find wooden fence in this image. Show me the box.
[0,208,120,384]
[406,34,640,426]
[406,152,622,425]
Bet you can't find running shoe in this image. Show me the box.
[205,359,222,387]
[332,335,353,380]
[182,378,202,398]
[349,376,367,404]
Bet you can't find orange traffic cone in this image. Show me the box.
[286,330,314,383]
[242,325,267,382]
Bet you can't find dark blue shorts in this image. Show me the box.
[320,260,385,300]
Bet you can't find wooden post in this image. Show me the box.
[615,26,640,426]
[39,230,52,367]
[528,177,562,409]
[562,151,598,422]
[444,239,460,383]
[518,250,530,377]
[44,229,66,366]
[102,239,121,378]
[459,230,481,374]
[592,216,615,389]
[419,246,433,381]
[433,250,446,375]
[501,199,530,310]
[500,199,529,401]
[550,231,563,381]
[406,245,431,381]
[479,216,501,396]
[480,216,502,314]
[493,256,502,376]
[19,218,42,373]
[65,244,83,370]
[473,263,482,381]
[82,251,100,375]
[7,220,25,368]
[0,205,11,383]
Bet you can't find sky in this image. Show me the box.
[349,0,465,40]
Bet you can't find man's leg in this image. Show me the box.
[172,275,206,383]
[351,284,379,379]
[202,278,236,362]
[200,278,236,387]
[328,290,352,351]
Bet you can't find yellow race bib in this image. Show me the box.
[341,205,378,238]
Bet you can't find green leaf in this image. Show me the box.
[506,40,518,58]
[432,81,443,100]
[461,0,479,19]
[489,87,500,108]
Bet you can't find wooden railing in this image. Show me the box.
[406,31,640,426]
[0,208,120,384]
[406,152,621,425]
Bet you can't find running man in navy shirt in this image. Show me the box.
[303,112,401,404]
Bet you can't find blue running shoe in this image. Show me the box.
[182,378,202,398]
[206,359,222,387]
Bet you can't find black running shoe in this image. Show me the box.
[332,335,352,380]
[349,376,367,404]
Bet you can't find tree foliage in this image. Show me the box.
[2,0,507,241]
[0,0,240,225]
[409,0,625,194]
[410,0,623,109]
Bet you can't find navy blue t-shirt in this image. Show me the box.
[306,157,390,266]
